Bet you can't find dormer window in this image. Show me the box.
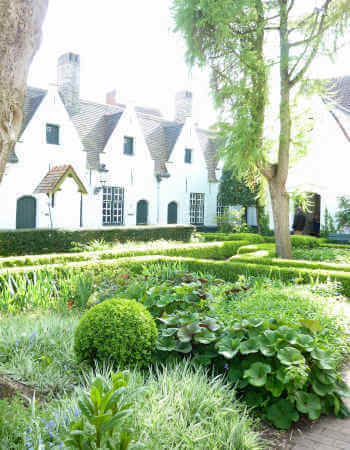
[185,148,192,164]
[124,136,134,155]
[46,124,60,145]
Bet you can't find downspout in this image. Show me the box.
[156,175,161,224]
[80,193,83,227]
[47,194,53,229]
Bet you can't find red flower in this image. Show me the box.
[122,274,128,279]
[67,301,73,309]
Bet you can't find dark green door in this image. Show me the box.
[167,202,178,224]
[136,200,148,225]
[16,196,36,229]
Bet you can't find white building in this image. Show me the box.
[267,77,350,233]
[0,53,223,230]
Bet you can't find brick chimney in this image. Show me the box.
[175,90,193,123]
[106,89,117,105]
[57,52,80,115]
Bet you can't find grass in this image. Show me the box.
[293,246,350,263]
[0,361,263,449]
[0,313,82,394]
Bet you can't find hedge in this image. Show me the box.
[233,250,350,274]
[0,241,249,270]
[0,225,194,257]
[2,254,350,298]
[199,232,322,248]
[199,232,267,244]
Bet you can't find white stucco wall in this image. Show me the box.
[267,97,350,231]
[0,85,88,230]
[0,94,219,230]
[162,119,220,226]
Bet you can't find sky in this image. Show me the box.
[27,0,350,129]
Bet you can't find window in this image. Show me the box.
[102,186,124,225]
[190,193,204,225]
[123,136,134,155]
[216,195,228,218]
[184,148,192,163]
[46,124,59,145]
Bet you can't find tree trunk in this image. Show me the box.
[0,0,49,184]
[268,177,292,258]
[268,0,292,259]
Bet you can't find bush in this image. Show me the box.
[74,298,157,368]
[156,313,350,429]
[290,235,320,249]
[0,225,194,257]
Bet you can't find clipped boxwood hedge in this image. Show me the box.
[2,254,350,298]
[0,241,248,270]
[199,232,267,244]
[0,225,194,257]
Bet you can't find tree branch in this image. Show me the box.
[289,0,332,87]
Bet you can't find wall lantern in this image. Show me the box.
[94,165,109,195]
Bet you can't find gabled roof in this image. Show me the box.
[325,77,350,144]
[197,128,219,182]
[21,87,47,136]
[8,87,47,164]
[15,85,219,181]
[327,77,350,113]
[34,165,87,195]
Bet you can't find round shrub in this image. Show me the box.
[74,297,157,368]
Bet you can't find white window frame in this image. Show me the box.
[102,186,124,225]
[190,192,205,225]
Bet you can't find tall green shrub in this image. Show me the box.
[74,298,157,368]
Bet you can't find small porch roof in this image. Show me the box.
[34,165,87,195]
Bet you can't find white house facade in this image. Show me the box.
[267,77,350,233]
[0,53,223,231]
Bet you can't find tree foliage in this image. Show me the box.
[173,0,350,258]
[219,170,258,207]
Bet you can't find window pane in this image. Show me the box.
[190,192,204,225]
[46,124,59,145]
[124,136,134,155]
[185,148,192,163]
[102,186,124,225]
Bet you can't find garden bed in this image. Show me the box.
[0,239,349,448]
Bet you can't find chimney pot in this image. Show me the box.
[57,52,80,115]
[106,90,117,105]
[175,90,193,123]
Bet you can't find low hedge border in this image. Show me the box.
[0,225,194,257]
[0,241,249,270]
[233,243,350,274]
[2,254,350,297]
[233,252,350,274]
[198,232,268,244]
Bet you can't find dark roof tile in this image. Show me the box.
[34,164,87,194]
[18,86,219,180]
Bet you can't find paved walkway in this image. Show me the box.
[286,301,350,450]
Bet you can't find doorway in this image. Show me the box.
[136,200,148,225]
[16,196,36,229]
[167,201,178,224]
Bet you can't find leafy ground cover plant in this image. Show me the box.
[155,313,350,429]
[293,247,350,264]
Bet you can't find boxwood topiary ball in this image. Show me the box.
[74,297,157,368]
